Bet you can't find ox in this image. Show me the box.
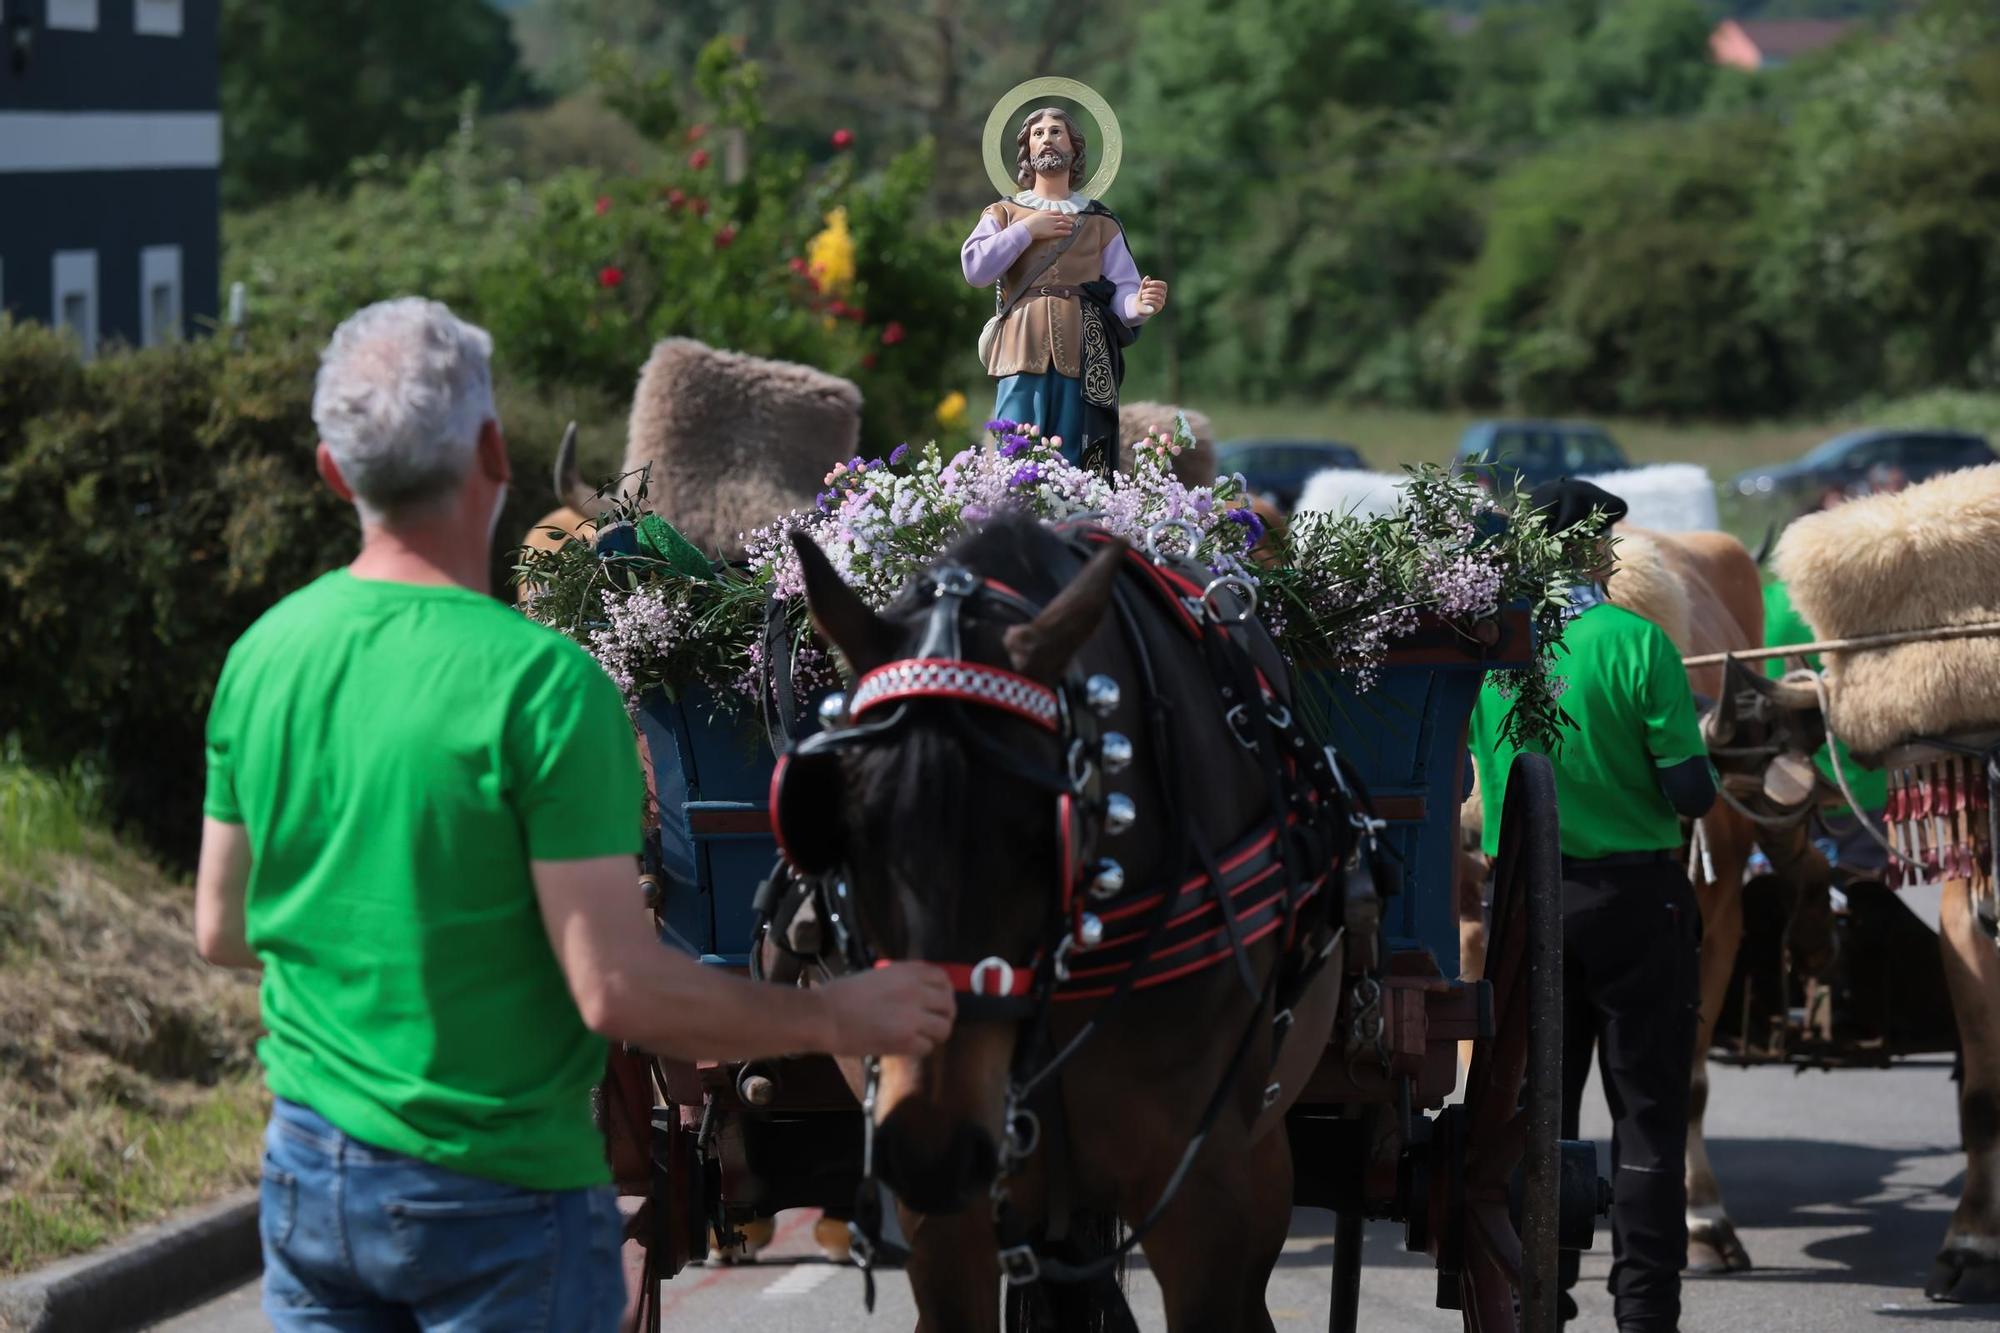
[517,336,866,576]
[1770,464,2000,1302]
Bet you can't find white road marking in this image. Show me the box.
[760,1264,841,1299]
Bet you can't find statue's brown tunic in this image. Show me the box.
[980,200,1119,381]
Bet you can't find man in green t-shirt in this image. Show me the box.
[1469,478,1716,1333]
[194,298,954,1332]
[1761,574,1890,876]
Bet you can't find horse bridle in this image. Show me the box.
[768,557,1125,1012]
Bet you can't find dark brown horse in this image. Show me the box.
[774,515,1359,1331]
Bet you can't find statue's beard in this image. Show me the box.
[1032,148,1069,177]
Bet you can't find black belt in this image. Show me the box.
[1561,848,1677,874]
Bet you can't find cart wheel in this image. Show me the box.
[1457,752,1562,1331]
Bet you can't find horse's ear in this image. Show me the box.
[790,529,899,677]
[1004,541,1127,682]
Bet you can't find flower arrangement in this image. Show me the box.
[515,417,1604,750]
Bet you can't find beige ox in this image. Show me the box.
[1774,463,2000,1303]
[1458,526,1825,1275]
[517,337,864,579]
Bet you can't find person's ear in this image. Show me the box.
[477,419,510,486]
[316,443,356,503]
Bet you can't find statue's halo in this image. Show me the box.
[983,77,1122,202]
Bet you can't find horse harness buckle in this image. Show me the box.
[1000,1243,1042,1285]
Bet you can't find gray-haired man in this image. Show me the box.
[195,297,953,1331]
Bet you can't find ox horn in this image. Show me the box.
[1766,670,1825,712]
[552,421,612,519]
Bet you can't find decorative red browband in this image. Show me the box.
[849,659,1061,732]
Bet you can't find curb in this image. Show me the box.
[0,1190,260,1332]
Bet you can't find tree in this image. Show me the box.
[220,0,530,206]
[1533,0,1717,138]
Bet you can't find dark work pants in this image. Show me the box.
[1556,858,1701,1333]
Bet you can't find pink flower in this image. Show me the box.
[664,187,686,210]
[831,128,855,150]
[686,123,708,143]
[598,265,624,289]
[688,149,711,170]
[880,321,906,346]
[594,195,612,216]
[715,225,738,249]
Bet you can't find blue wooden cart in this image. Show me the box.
[615,596,1582,1331]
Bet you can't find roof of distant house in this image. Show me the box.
[1712,17,1860,69]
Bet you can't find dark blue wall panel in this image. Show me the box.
[0,2,219,112]
[0,167,218,344]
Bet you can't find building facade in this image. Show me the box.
[0,0,219,359]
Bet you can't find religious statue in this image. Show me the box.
[962,81,1168,475]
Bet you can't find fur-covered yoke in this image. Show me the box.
[1773,462,2000,759]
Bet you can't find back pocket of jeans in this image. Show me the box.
[385,1189,557,1301]
[260,1161,297,1250]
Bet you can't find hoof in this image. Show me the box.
[814,1215,854,1263]
[707,1216,777,1266]
[1685,1218,1753,1274]
[1926,1248,2000,1303]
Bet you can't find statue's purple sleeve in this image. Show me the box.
[962,213,1032,286]
[1102,232,1152,326]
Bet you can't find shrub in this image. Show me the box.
[0,321,626,870]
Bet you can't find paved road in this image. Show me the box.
[155,1060,1988,1331]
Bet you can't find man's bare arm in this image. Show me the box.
[533,857,954,1062]
[194,817,261,970]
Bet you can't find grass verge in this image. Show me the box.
[1,755,263,1278]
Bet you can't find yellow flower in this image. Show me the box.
[935,390,968,430]
[806,207,856,299]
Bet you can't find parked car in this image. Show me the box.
[1214,438,1367,510]
[1730,428,1996,501]
[1450,420,1629,492]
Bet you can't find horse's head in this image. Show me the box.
[781,518,1129,1214]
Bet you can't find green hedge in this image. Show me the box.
[0,321,627,870]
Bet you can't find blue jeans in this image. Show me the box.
[992,371,1085,464]
[259,1098,623,1332]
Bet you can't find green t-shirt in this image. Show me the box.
[1761,578,1887,816]
[204,570,643,1190]
[1470,601,1707,860]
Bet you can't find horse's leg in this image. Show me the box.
[1928,873,2000,1302]
[1686,812,1754,1274]
[1128,1121,1290,1333]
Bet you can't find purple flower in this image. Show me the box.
[985,418,1019,434]
[816,489,836,512]
[1008,462,1042,489]
[998,433,1032,458]
[889,443,910,465]
[1227,506,1266,547]
[848,455,865,470]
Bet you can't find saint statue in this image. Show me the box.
[961,99,1168,475]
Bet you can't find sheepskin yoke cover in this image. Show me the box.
[1589,464,1719,534]
[1296,468,1408,520]
[623,338,863,559]
[1772,462,2000,760]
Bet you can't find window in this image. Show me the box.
[47,0,99,31]
[140,244,182,346]
[53,250,98,361]
[133,0,183,36]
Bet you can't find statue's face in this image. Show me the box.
[1027,115,1072,171]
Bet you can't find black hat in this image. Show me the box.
[1524,477,1628,534]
